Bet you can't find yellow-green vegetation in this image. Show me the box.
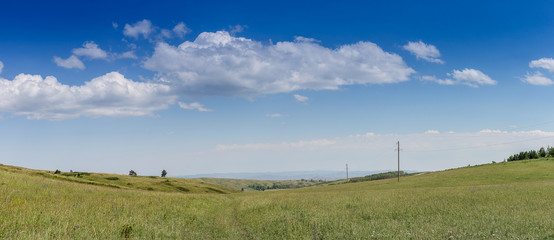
[0,164,236,194]
[194,177,325,191]
[1,158,553,239]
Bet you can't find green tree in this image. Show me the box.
[161,169,167,177]
[129,170,137,176]
[539,147,547,158]
[548,146,554,157]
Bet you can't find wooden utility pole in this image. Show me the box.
[397,141,400,182]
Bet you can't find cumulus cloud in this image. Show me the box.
[522,72,554,86]
[143,31,415,98]
[529,58,554,72]
[0,61,3,74]
[0,72,176,120]
[216,139,336,151]
[173,22,190,38]
[72,41,108,59]
[53,55,85,70]
[124,19,154,39]
[403,41,443,64]
[178,102,212,112]
[422,68,496,87]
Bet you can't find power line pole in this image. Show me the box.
[397,141,400,182]
[346,164,349,181]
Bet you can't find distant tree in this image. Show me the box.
[529,150,538,159]
[539,147,547,158]
[161,169,167,177]
[129,170,137,176]
[54,169,61,174]
[549,146,554,157]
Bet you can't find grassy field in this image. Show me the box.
[1,158,553,239]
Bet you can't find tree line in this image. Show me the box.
[506,146,554,161]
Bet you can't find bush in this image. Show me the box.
[54,170,61,174]
[129,170,137,176]
[161,169,167,177]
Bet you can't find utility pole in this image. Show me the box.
[346,164,349,181]
[397,141,400,182]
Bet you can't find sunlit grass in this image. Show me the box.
[0,158,552,239]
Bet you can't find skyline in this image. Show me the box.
[1,0,554,176]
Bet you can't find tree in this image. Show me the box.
[548,146,554,157]
[129,170,137,176]
[539,147,547,158]
[161,169,167,177]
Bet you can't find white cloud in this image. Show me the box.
[266,113,287,117]
[0,61,3,74]
[212,129,554,171]
[422,68,496,87]
[173,22,190,38]
[0,72,176,120]
[216,139,336,151]
[403,41,443,64]
[123,19,154,39]
[116,51,138,59]
[522,72,554,86]
[294,94,308,103]
[229,24,246,35]
[112,22,118,29]
[72,41,108,59]
[178,102,212,112]
[143,31,415,98]
[424,130,439,134]
[529,58,554,72]
[53,55,85,70]
[160,29,172,39]
[479,129,508,134]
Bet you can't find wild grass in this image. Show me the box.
[0,164,236,194]
[0,158,553,239]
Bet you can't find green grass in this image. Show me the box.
[0,164,236,194]
[1,158,553,239]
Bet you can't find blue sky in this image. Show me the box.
[1,0,554,176]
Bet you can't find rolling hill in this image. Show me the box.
[0,158,552,239]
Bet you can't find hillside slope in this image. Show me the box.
[0,158,552,239]
[0,164,236,194]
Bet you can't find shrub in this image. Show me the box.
[161,169,167,177]
[54,170,61,174]
[129,170,137,176]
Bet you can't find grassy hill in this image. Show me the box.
[0,158,553,239]
[0,164,236,194]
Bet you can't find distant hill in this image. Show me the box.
[179,170,417,180]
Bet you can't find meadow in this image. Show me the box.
[0,158,553,239]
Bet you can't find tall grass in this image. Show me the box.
[1,158,553,239]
